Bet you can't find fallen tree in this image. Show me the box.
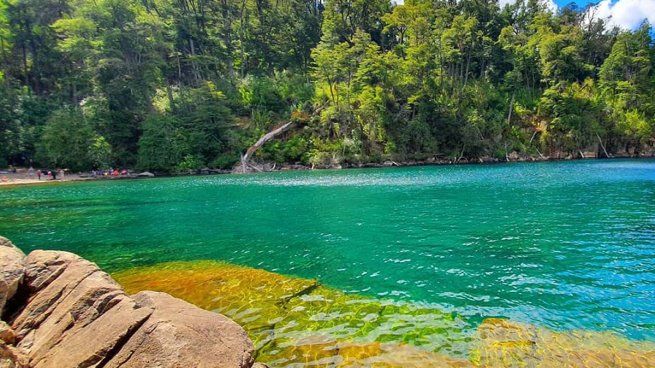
[237,121,296,173]
[236,107,323,173]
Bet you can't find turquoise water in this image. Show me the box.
[1,159,654,341]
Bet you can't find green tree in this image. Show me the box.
[40,108,94,171]
[137,115,181,173]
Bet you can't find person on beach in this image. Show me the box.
[37,170,41,180]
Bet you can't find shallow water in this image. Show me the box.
[1,159,654,345]
[112,261,655,367]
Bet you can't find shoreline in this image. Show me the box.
[1,154,653,188]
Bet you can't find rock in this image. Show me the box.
[0,342,28,368]
[473,318,655,367]
[0,341,29,368]
[105,291,254,368]
[10,250,153,368]
[11,251,105,339]
[31,296,152,368]
[0,322,15,345]
[137,171,155,177]
[7,249,255,368]
[0,237,25,317]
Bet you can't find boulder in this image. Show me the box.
[31,296,152,368]
[10,251,153,368]
[105,291,254,368]
[11,251,107,339]
[5,248,255,368]
[0,237,25,317]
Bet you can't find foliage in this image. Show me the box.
[89,136,112,169]
[40,108,94,171]
[1,0,654,171]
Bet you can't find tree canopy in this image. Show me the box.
[0,0,653,171]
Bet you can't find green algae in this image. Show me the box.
[113,261,655,368]
[113,261,473,366]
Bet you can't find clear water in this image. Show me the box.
[1,159,654,342]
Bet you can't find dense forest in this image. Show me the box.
[0,0,653,172]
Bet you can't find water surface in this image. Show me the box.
[1,159,654,342]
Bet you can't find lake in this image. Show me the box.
[1,159,654,364]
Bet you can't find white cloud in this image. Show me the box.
[586,0,655,30]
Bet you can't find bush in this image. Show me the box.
[176,155,204,173]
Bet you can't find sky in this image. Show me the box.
[392,0,655,30]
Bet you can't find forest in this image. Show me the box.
[0,0,653,172]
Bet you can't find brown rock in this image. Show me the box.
[0,341,28,368]
[6,250,152,367]
[0,237,25,317]
[20,250,89,293]
[105,291,254,368]
[3,244,258,368]
[17,270,134,360]
[11,251,105,340]
[0,322,15,345]
[31,296,152,368]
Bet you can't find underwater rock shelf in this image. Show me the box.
[0,236,260,368]
[115,261,655,368]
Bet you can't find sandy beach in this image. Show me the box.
[0,171,90,186]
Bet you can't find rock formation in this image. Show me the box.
[0,236,258,368]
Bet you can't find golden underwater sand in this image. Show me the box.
[113,261,655,367]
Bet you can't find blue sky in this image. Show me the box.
[555,0,598,7]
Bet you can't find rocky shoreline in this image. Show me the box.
[0,236,264,368]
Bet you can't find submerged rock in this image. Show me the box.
[0,237,256,368]
[472,318,655,367]
[116,260,655,368]
[114,261,473,367]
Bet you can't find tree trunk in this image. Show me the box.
[596,133,610,158]
[239,121,295,173]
